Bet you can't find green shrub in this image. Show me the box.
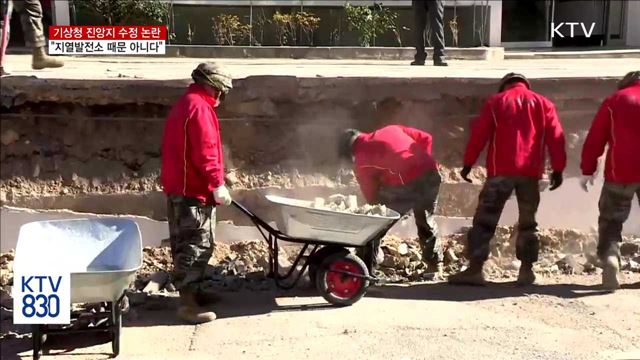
[272,11,296,46]
[296,11,321,45]
[272,11,321,46]
[212,14,251,45]
[344,2,397,47]
[74,0,169,25]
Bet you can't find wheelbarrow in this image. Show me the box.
[232,195,401,306]
[13,218,143,359]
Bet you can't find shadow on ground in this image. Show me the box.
[0,287,333,359]
[1,332,113,360]
[367,280,638,302]
[3,279,638,359]
[123,286,333,328]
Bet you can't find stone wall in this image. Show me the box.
[0,75,620,220]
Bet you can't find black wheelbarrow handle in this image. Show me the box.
[231,200,280,235]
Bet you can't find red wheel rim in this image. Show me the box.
[325,260,364,299]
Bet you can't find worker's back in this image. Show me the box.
[353,125,437,187]
[582,81,640,183]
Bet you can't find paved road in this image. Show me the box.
[2,275,639,360]
[2,55,639,80]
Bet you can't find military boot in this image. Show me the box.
[195,288,221,306]
[32,47,64,70]
[177,291,217,324]
[433,59,449,67]
[448,260,486,286]
[516,262,536,286]
[601,255,620,291]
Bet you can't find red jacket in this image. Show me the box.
[353,125,438,203]
[581,81,640,183]
[161,83,225,205]
[464,82,566,178]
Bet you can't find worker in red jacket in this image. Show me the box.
[338,125,443,272]
[449,73,567,286]
[580,71,640,290]
[160,62,232,324]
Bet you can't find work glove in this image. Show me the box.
[580,174,595,192]
[549,171,563,191]
[460,166,473,183]
[213,185,232,206]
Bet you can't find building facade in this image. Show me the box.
[51,0,640,48]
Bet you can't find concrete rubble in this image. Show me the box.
[1,227,639,338]
[311,194,393,217]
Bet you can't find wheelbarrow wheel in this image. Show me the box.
[31,325,43,360]
[308,246,349,287]
[111,301,122,357]
[316,252,369,306]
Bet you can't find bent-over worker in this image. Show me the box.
[338,125,443,272]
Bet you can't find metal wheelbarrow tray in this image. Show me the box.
[232,195,401,306]
[14,218,143,359]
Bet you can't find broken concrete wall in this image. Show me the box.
[0,76,618,175]
[2,75,635,232]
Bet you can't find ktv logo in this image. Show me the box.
[551,22,597,38]
[13,272,71,324]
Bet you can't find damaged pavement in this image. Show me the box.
[2,226,639,341]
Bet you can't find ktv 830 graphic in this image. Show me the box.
[13,272,70,324]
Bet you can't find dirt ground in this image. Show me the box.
[1,229,639,360]
[1,275,639,360]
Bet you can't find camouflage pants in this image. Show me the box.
[597,182,640,259]
[467,176,540,264]
[378,169,443,264]
[1,0,46,49]
[167,196,215,293]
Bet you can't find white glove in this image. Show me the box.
[213,185,232,206]
[580,175,595,192]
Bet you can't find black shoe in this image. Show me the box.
[433,60,448,67]
[411,59,425,66]
[0,67,8,76]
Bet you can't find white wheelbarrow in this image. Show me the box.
[232,195,401,306]
[14,218,142,359]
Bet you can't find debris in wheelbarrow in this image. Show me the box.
[311,194,392,217]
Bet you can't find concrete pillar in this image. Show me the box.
[52,0,70,26]
[625,0,640,46]
[488,0,502,47]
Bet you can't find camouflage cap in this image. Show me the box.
[618,71,640,90]
[191,62,233,93]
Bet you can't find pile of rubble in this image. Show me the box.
[440,226,640,278]
[1,251,14,312]
[1,227,639,336]
[311,194,393,217]
[131,240,299,298]
[373,226,640,282]
[1,251,23,340]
